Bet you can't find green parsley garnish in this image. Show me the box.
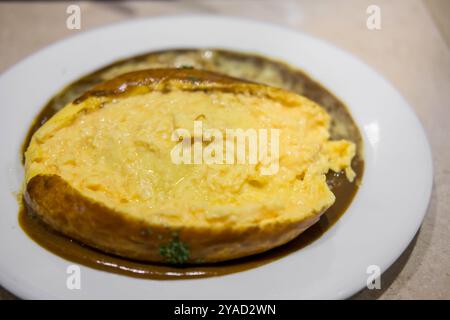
[159,235,190,265]
[186,76,200,83]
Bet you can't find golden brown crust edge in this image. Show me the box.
[73,68,305,107]
[74,68,251,103]
[26,174,321,264]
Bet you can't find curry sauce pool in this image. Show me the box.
[20,49,364,279]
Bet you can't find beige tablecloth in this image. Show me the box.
[1,0,449,300]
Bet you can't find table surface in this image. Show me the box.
[1,0,449,300]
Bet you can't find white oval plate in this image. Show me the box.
[0,16,432,299]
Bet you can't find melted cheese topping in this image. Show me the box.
[25,90,355,230]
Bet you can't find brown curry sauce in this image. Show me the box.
[19,49,364,279]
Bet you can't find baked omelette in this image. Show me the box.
[24,68,356,264]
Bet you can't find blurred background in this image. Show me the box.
[0,0,449,299]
